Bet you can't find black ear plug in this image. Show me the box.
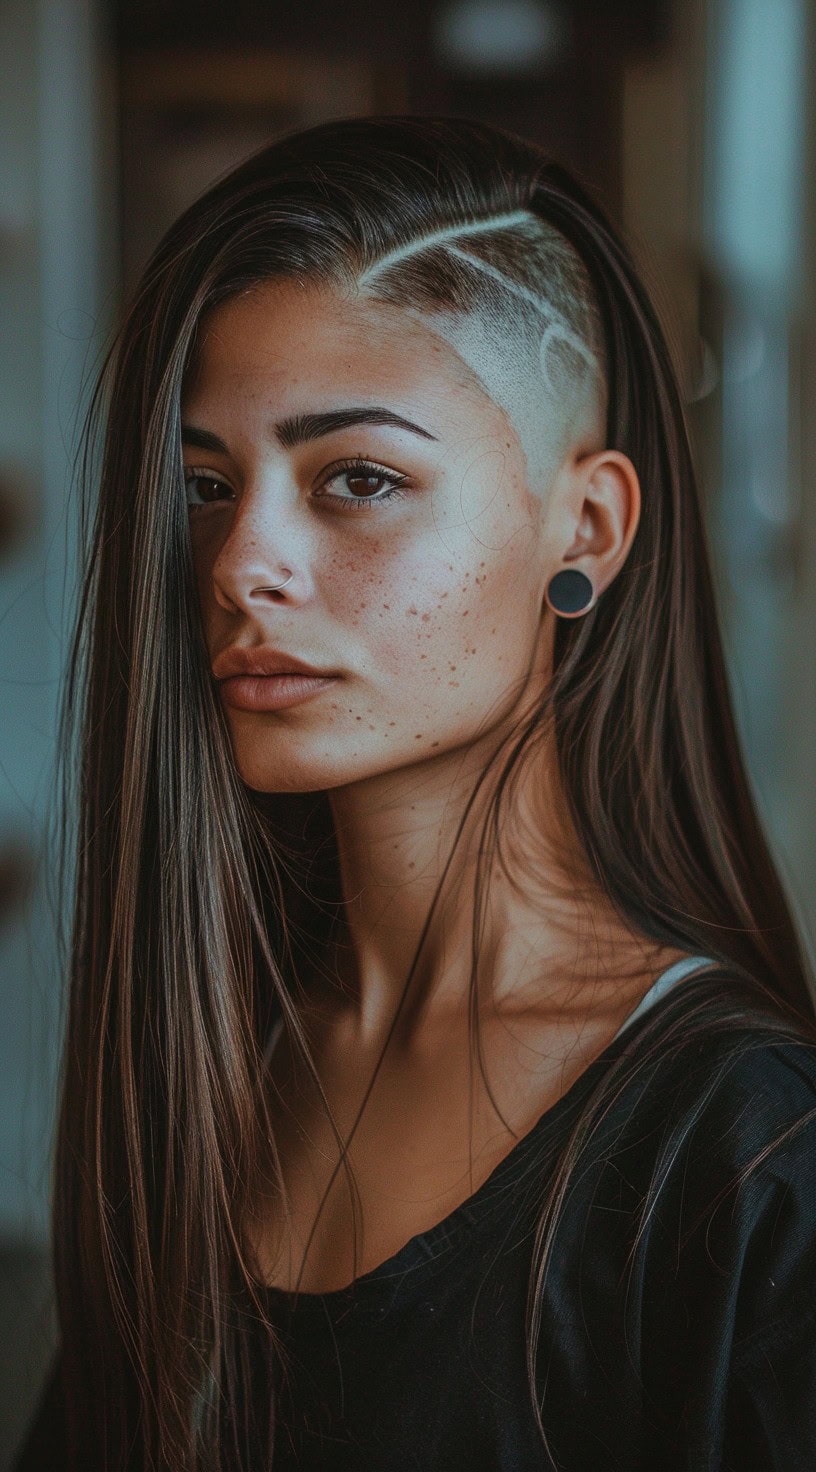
[546,569,594,615]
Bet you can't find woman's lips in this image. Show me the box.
[219,673,339,712]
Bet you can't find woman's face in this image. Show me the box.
[181,279,576,794]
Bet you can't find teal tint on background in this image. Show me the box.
[704,0,806,304]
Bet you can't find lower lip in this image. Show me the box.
[219,674,338,711]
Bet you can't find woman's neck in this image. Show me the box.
[311,726,659,1049]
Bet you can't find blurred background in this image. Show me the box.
[2,0,815,1462]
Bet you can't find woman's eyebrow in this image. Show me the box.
[181,406,438,455]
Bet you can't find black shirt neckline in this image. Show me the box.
[255,989,674,1312]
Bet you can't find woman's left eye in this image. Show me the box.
[316,458,410,510]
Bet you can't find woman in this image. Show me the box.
[13,114,816,1471]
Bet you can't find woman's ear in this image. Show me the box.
[544,449,641,618]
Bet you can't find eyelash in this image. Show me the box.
[183,456,411,513]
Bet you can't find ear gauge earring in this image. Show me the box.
[546,569,595,617]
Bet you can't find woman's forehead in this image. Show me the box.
[184,282,512,434]
[185,275,601,488]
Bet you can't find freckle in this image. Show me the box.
[421,612,431,622]
[368,724,375,730]
[408,861,415,869]
[449,665,457,671]
[388,721,396,726]
[462,609,469,616]
[449,680,460,687]
[408,606,418,616]
[420,653,427,659]
[383,603,390,609]
[356,715,362,721]
[414,734,423,740]
[441,591,448,598]
[431,741,439,747]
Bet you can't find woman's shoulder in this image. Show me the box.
[601,981,816,1188]
[591,990,816,1353]
[706,1030,816,1127]
[638,996,816,1131]
[547,990,816,1462]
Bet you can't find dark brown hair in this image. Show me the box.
[48,114,815,1469]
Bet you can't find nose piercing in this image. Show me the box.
[256,571,293,592]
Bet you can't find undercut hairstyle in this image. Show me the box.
[357,207,600,374]
[45,115,816,1470]
[355,207,603,477]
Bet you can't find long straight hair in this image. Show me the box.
[48,114,816,1469]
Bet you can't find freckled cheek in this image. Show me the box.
[321,563,434,675]
[332,546,530,696]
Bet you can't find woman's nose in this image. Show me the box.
[208,481,311,614]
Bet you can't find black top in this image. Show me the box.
[12,970,816,1471]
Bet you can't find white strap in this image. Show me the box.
[612,954,716,1042]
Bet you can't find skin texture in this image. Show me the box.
[181,279,689,1289]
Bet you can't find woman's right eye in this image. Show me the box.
[184,472,231,509]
